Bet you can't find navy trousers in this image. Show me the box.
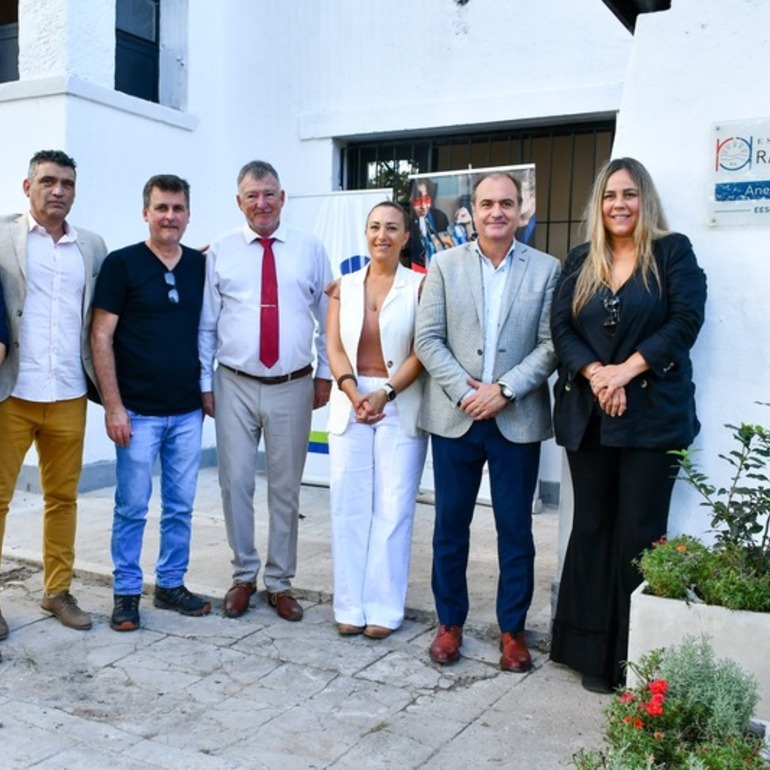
[430,420,540,632]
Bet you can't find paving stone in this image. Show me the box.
[125,738,245,770]
[29,746,154,770]
[0,467,604,769]
[0,717,79,768]
[329,727,436,769]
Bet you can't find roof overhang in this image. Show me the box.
[601,0,671,32]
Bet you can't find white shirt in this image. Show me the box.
[479,242,514,383]
[12,213,86,402]
[199,222,333,391]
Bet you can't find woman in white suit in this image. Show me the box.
[326,201,427,639]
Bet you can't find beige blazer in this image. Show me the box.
[415,240,560,443]
[327,263,425,437]
[0,213,107,402]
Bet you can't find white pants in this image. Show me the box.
[329,377,427,629]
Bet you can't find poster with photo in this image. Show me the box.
[406,163,536,271]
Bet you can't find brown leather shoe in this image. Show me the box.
[429,624,463,664]
[268,591,303,621]
[224,582,256,618]
[363,625,393,639]
[40,592,92,630]
[499,631,532,673]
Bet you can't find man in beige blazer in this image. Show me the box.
[415,172,560,671]
[0,150,107,639]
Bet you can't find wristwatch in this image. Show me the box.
[382,382,397,401]
[496,380,515,401]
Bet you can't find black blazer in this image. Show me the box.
[551,233,707,451]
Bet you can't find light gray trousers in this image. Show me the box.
[214,365,313,592]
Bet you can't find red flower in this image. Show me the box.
[653,731,665,740]
[648,679,668,695]
[633,717,644,729]
[650,693,665,706]
[643,701,664,717]
[620,691,636,703]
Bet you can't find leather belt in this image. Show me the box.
[220,363,313,385]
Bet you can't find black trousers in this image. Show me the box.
[550,419,679,685]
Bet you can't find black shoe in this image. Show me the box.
[153,585,212,616]
[111,594,141,632]
[581,674,614,694]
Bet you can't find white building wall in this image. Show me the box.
[18,0,114,86]
[611,0,770,536]
[1,0,632,491]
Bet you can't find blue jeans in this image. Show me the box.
[111,408,203,595]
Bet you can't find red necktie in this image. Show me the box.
[258,238,279,368]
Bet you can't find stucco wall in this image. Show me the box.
[612,0,770,535]
[1,0,632,489]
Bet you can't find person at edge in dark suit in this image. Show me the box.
[415,172,560,672]
[0,150,108,638]
[549,157,707,693]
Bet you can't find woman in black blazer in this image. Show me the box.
[549,157,706,693]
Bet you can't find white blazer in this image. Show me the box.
[327,263,424,437]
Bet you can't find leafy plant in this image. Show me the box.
[637,537,770,612]
[572,636,767,770]
[672,417,770,572]
[636,535,710,601]
[637,413,770,612]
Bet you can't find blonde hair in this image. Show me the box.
[572,157,669,315]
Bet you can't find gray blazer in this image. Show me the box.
[0,213,107,401]
[414,241,560,443]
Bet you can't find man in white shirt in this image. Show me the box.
[415,172,559,671]
[199,160,332,622]
[0,150,107,639]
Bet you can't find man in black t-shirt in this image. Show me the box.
[92,175,209,632]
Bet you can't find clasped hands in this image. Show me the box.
[461,377,507,421]
[353,388,389,425]
[586,363,630,418]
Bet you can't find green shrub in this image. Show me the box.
[638,414,770,612]
[635,536,710,601]
[572,636,767,770]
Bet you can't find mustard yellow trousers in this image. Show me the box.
[0,396,87,594]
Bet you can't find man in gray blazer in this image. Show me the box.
[0,150,107,639]
[415,172,559,671]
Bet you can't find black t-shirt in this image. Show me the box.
[93,242,205,415]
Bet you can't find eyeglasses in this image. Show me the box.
[164,271,179,304]
[411,195,432,207]
[603,295,620,328]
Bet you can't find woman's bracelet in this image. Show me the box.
[337,373,357,389]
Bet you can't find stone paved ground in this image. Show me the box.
[0,559,609,770]
[1,468,611,768]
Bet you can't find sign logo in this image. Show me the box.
[715,136,752,172]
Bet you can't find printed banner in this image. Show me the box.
[284,189,393,483]
[406,163,537,271]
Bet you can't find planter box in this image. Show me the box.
[628,581,770,720]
